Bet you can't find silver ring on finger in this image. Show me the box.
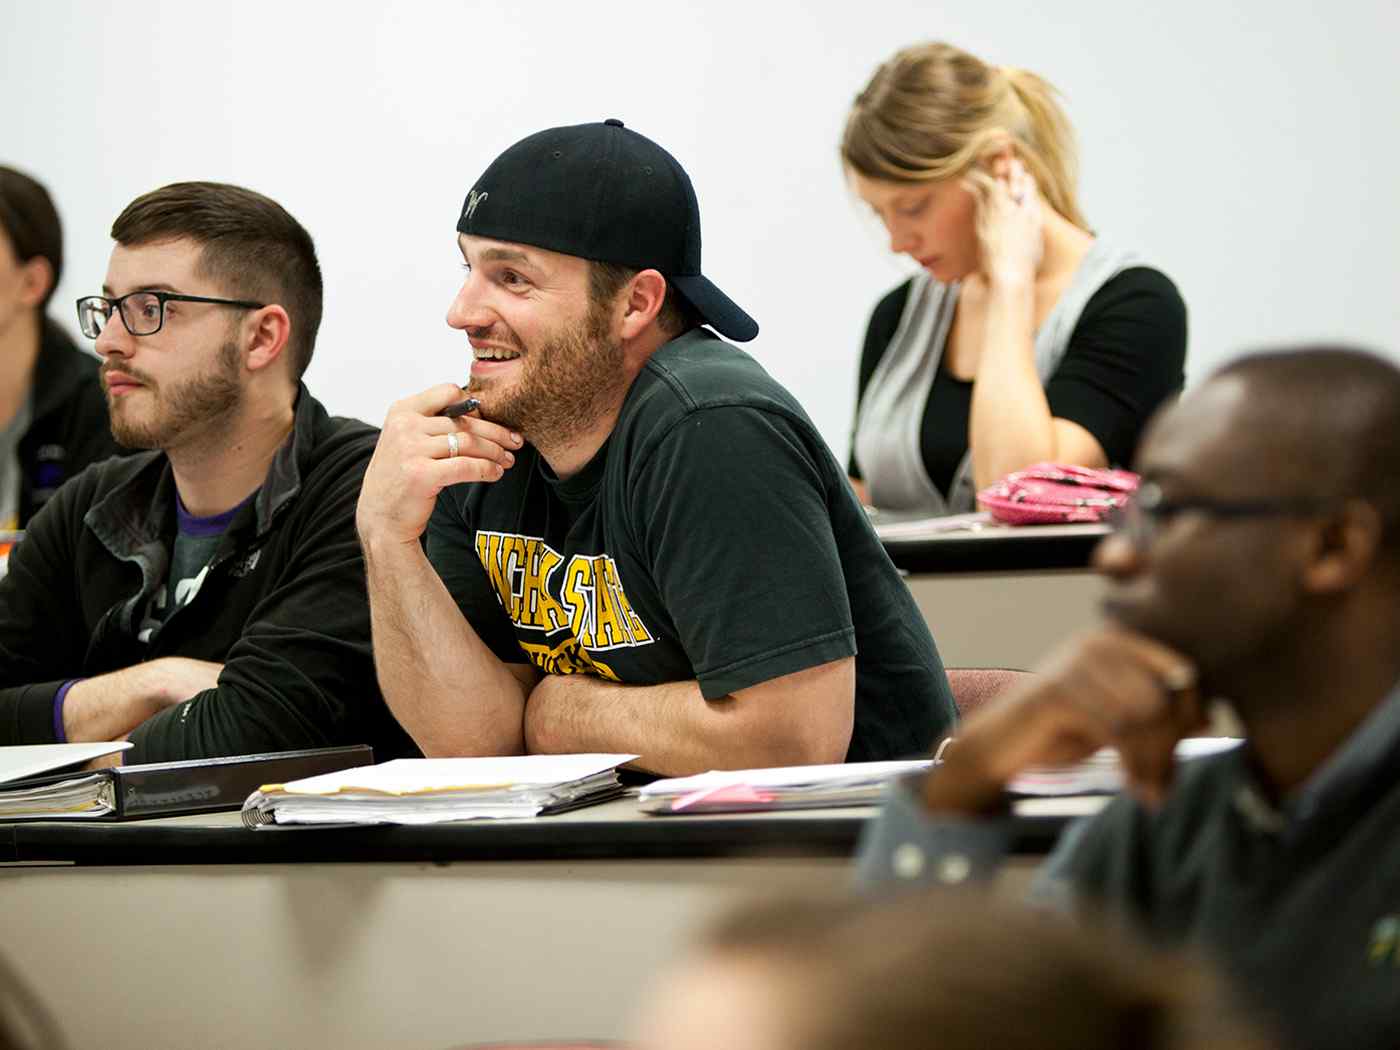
[446,432,460,458]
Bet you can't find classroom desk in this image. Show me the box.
[0,797,1078,1050]
[882,522,1109,669]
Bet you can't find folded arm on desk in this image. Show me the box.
[127,484,393,762]
[0,491,199,748]
[63,658,223,744]
[364,534,536,758]
[524,656,856,777]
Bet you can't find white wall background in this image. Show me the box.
[6,0,1398,464]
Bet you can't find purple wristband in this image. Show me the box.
[52,680,81,744]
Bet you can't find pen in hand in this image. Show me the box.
[439,395,480,419]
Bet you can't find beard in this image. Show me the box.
[466,298,626,450]
[107,339,243,450]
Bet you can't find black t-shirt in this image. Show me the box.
[428,327,955,763]
[849,267,1187,494]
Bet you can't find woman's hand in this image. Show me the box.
[973,156,1044,289]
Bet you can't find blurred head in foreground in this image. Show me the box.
[634,889,1275,1050]
[0,949,66,1050]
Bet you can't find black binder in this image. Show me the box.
[0,745,373,821]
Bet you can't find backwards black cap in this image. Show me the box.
[456,119,758,343]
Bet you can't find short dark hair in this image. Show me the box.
[0,165,63,311]
[1214,346,1400,541]
[587,260,701,340]
[110,182,323,380]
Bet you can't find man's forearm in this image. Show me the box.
[363,537,529,756]
[62,665,182,742]
[524,659,855,776]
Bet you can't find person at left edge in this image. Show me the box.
[356,120,954,774]
[0,165,123,527]
[0,182,417,764]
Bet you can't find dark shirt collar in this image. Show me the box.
[1233,676,1400,835]
[539,438,610,507]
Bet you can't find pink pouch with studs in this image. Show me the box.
[977,463,1140,525]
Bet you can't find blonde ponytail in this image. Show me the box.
[1000,66,1085,228]
[842,43,1088,230]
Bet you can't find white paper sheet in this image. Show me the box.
[268,753,639,796]
[0,742,133,786]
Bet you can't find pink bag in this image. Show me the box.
[977,463,1140,525]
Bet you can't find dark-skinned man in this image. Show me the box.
[858,346,1400,1050]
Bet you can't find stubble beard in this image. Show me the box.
[108,339,244,450]
[467,299,626,451]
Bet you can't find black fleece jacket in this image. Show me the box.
[0,384,418,763]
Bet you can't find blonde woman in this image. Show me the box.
[844,43,1186,514]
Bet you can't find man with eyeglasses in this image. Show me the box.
[0,181,416,764]
[857,347,1400,1050]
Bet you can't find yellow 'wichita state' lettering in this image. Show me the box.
[561,557,593,642]
[475,532,512,610]
[559,555,652,650]
[599,557,651,646]
[593,558,627,648]
[474,531,653,676]
[474,531,570,631]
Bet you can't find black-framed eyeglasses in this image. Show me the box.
[1106,480,1333,548]
[75,291,266,339]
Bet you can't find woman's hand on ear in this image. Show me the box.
[974,155,1044,288]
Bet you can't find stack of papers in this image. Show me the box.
[638,760,930,815]
[0,743,132,819]
[1009,737,1242,796]
[636,739,1244,816]
[241,753,637,827]
[0,774,116,819]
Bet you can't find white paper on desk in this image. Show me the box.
[0,742,132,785]
[272,753,638,795]
[638,760,931,814]
[1009,737,1242,796]
[243,753,638,826]
[871,511,994,542]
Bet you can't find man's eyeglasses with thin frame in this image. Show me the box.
[75,291,266,340]
[1106,480,1333,548]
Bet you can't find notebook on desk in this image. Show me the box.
[637,739,1246,816]
[241,753,638,826]
[638,760,932,814]
[0,744,373,821]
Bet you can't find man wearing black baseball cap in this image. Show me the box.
[356,120,954,774]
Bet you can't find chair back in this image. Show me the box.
[946,667,1033,717]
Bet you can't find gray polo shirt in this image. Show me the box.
[855,680,1400,1050]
